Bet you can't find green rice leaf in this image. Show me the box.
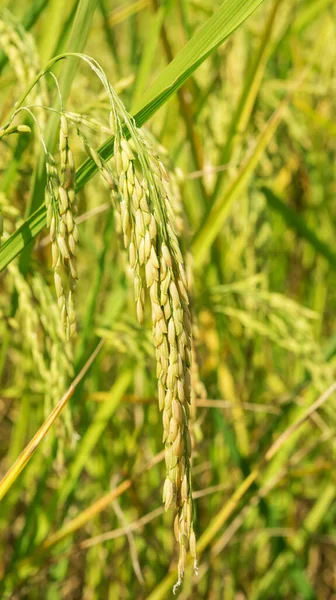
[0,0,265,272]
[262,186,336,270]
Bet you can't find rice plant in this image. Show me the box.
[1,0,336,598]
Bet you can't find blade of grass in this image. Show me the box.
[12,451,165,577]
[132,0,265,117]
[38,0,72,62]
[131,4,165,107]
[151,0,209,208]
[0,0,266,272]
[262,186,336,271]
[11,381,336,587]
[108,0,150,28]
[75,208,114,365]
[49,1,80,58]
[251,483,336,599]
[0,340,104,503]
[265,382,336,462]
[192,103,285,267]
[293,98,336,136]
[57,369,132,507]
[211,0,282,203]
[196,435,331,598]
[218,363,250,457]
[292,0,333,33]
[146,380,336,599]
[98,0,120,76]
[0,0,48,74]
[23,0,98,219]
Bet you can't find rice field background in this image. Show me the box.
[1,0,336,598]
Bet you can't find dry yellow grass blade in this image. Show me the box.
[265,380,336,461]
[25,381,336,568]
[41,479,133,551]
[147,380,336,600]
[108,0,149,27]
[0,340,105,502]
[12,450,165,579]
[41,450,164,550]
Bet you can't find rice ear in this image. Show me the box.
[44,112,78,339]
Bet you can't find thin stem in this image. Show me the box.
[0,340,104,502]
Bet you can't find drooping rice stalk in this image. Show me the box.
[0,52,198,588]
[46,113,78,339]
[7,263,73,430]
[112,130,198,588]
[98,65,198,589]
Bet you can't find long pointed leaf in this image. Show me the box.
[262,186,336,270]
[191,104,284,266]
[0,0,265,272]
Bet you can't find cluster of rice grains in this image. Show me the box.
[107,101,198,590]
[0,42,197,585]
[46,114,78,339]
[4,262,73,467]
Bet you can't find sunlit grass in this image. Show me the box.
[1,0,336,598]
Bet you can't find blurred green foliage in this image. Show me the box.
[1,0,336,598]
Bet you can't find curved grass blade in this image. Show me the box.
[23,0,99,221]
[57,370,132,508]
[262,186,336,270]
[131,0,265,117]
[146,381,336,600]
[0,0,265,272]
[191,104,284,267]
[0,341,104,503]
[211,0,282,203]
[250,483,335,599]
